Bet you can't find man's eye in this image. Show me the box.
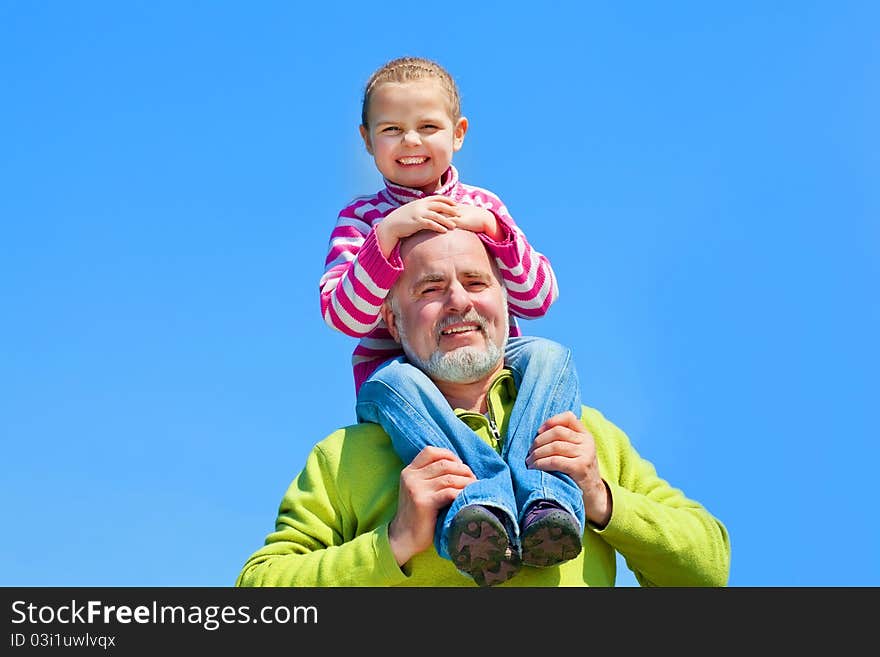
[382,126,400,134]
[420,124,439,131]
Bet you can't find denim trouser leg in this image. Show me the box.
[355,357,519,561]
[503,336,587,533]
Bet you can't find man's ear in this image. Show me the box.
[453,116,468,152]
[359,124,373,155]
[380,300,401,343]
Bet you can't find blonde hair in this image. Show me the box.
[361,56,461,128]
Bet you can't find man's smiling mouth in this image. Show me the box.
[440,324,481,336]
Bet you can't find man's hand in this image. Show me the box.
[526,411,612,528]
[374,196,458,258]
[388,446,477,566]
[451,204,503,241]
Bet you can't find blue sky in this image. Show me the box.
[1,1,877,587]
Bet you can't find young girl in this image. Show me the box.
[320,56,585,587]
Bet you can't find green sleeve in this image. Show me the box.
[583,407,731,587]
[235,442,408,587]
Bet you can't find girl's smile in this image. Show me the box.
[360,79,468,194]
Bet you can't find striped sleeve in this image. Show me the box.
[319,197,403,337]
[463,187,560,319]
[351,329,404,392]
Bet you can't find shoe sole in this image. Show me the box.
[521,508,583,568]
[447,506,520,587]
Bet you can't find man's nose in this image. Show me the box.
[445,280,472,312]
[402,130,421,145]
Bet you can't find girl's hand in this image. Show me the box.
[375,196,458,258]
[452,204,502,241]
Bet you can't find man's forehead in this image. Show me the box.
[400,229,492,270]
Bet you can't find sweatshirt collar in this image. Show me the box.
[382,165,462,206]
[453,369,518,449]
[453,369,518,420]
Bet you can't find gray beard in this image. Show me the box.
[395,308,507,384]
[406,342,503,384]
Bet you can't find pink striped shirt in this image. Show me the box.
[320,165,559,393]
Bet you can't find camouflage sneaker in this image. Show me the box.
[520,500,583,568]
[447,505,521,587]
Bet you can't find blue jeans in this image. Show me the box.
[355,336,586,561]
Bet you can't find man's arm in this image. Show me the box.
[528,407,731,587]
[387,446,477,566]
[235,439,476,587]
[235,441,406,587]
[585,407,730,586]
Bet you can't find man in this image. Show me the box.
[236,229,730,586]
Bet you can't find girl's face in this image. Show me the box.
[360,80,467,194]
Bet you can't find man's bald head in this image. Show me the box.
[382,228,508,385]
